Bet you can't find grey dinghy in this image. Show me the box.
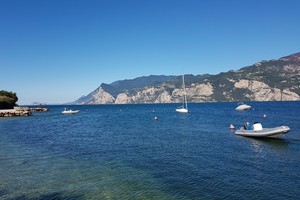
[235,126,290,138]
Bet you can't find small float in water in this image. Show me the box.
[235,122,290,138]
[62,108,79,114]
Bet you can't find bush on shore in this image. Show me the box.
[0,90,18,109]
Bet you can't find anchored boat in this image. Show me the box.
[235,103,251,111]
[235,122,290,138]
[62,108,79,114]
[176,75,188,113]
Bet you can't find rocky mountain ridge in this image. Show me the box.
[74,52,300,104]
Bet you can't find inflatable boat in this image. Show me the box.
[235,123,290,138]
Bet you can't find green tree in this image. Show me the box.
[0,90,18,109]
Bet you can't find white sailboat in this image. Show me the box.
[176,75,188,113]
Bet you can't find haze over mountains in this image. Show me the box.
[74,52,300,104]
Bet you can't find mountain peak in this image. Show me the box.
[280,52,300,61]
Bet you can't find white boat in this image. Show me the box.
[176,107,188,113]
[62,108,79,114]
[235,123,290,138]
[176,75,188,113]
[235,103,251,111]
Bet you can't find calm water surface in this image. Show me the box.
[0,102,299,199]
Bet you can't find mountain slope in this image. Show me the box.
[110,75,177,91]
[73,75,176,104]
[74,52,300,104]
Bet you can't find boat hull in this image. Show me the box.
[176,108,188,113]
[235,126,290,138]
[235,104,251,111]
[62,110,79,114]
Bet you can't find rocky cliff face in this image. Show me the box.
[74,52,300,104]
[234,79,299,101]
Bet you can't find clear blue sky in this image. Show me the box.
[1,0,299,105]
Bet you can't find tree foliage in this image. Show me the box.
[0,90,18,109]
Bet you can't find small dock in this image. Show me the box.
[30,107,49,112]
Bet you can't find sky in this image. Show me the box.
[1,0,300,105]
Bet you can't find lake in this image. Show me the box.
[0,102,299,199]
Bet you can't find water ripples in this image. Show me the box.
[0,102,300,199]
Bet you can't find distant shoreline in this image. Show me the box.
[18,100,300,107]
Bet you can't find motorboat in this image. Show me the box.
[62,108,79,114]
[235,122,290,138]
[235,103,251,111]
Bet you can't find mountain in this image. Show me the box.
[74,52,300,104]
[73,75,176,104]
[110,75,177,92]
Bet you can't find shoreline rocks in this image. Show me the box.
[0,106,48,117]
[0,109,32,117]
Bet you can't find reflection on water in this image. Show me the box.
[247,137,289,151]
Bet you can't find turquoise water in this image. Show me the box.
[0,102,300,199]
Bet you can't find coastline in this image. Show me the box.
[0,109,31,117]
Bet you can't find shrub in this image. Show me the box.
[0,90,18,109]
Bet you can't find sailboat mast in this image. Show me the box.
[176,74,188,113]
[182,75,188,109]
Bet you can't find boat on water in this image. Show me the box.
[62,108,79,114]
[176,75,188,113]
[235,103,251,111]
[235,122,290,138]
